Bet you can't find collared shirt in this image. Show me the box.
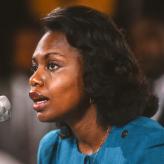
[38,116,164,164]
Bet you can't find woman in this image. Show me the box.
[29,6,164,164]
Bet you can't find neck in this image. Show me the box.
[66,104,111,154]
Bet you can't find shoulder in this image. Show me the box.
[37,129,61,163]
[120,116,164,145]
[38,130,61,156]
[127,116,164,139]
[40,129,60,144]
[128,116,164,129]
[39,128,73,148]
[116,117,164,163]
[37,128,75,163]
[38,129,60,154]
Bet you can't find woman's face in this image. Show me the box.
[29,31,85,122]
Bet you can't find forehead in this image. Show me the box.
[33,31,80,59]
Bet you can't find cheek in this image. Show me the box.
[48,72,84,114]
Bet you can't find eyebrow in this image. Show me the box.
[45,52,65,59]
[32,52,65,61]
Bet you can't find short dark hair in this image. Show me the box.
[42,5,157,127]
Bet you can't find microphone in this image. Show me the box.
[0,95,11,122]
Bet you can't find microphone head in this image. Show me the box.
[0,95,11,122]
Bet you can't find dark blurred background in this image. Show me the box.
[0,0,163,163]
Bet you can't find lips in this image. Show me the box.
[29,92,49,111]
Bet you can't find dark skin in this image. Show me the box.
[29,31,111,154]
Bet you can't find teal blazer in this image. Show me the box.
[38,117,164,164]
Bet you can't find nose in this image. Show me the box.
[29,69,44,87]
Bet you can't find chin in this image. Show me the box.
[37,113,60,123]
[37,113,50,122]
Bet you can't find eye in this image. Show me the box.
[47,62,60,71]
[31,63,38,73]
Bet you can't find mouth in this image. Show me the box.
[29,92,49,111]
